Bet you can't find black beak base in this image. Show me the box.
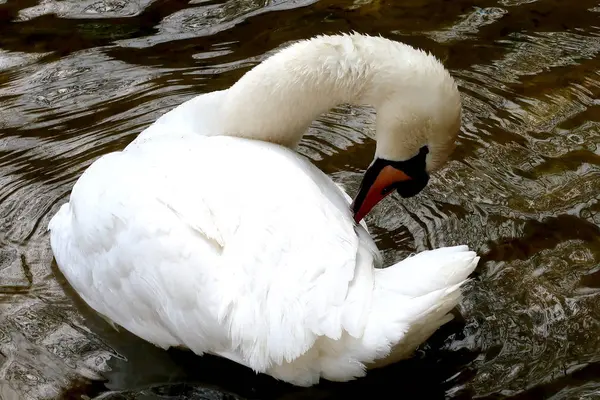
[392,145,430,197]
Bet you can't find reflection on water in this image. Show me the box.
[0,0,599,398]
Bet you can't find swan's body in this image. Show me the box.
[49,34,479,386]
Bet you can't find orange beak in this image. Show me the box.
[351,165,411,223]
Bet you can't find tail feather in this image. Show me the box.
[364,245,479,367]
[367,281,466,368]
[376,245,479,297]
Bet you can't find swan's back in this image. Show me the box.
[50,135,380,375]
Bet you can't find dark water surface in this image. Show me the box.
[1,0,599,399]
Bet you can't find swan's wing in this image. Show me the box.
[50,149,228,351]
[50,135,379,372]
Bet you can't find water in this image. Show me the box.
[0,0,599,398]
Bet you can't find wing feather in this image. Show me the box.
[50,135,379,372]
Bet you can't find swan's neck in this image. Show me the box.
[220,34,453,151]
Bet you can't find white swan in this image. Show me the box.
[49,33,479,387]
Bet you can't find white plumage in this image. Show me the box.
[49,33,479,386]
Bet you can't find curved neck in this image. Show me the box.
[220,35,416,149]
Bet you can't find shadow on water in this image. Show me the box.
[0,0,599,399]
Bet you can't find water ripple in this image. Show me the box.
[0,0,599,399]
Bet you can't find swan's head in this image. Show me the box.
[351,50,462,222]
[222,32,461,223]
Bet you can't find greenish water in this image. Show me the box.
[0,0,599,399]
